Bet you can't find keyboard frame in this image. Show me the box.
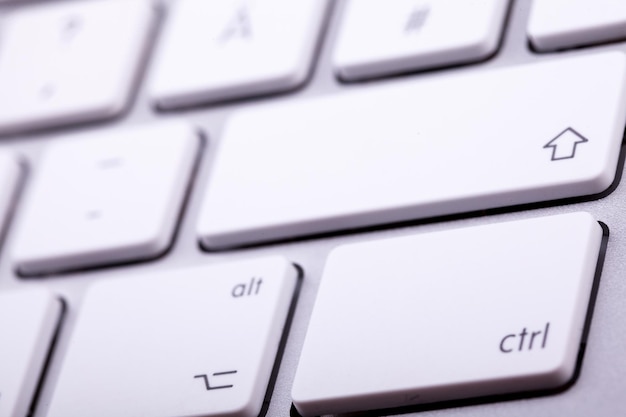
[1,1,626,416]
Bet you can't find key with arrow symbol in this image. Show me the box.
[543,127,589,161]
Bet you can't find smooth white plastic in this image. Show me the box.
[0,0,155,133]
[46,257,297,417]
[12,121,199,275]
[528,0,626,51]
[0,153,20,243]
[150,0,328,108]
[334,0,509,80]
[0,289,62,417]
[292,212,603,416]
[197,52,626,249]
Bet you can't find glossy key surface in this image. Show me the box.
[0,289,62,417]
[292,212,603,416]
[12,121,199,275]
[528,0,626,51]
[198,52,626,249]
[0,0,155,134]
[0,153,20,247]
[46,257,297,417]
[334,0,509,80]
[150,0,328,108]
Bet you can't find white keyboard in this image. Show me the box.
[1,1,626,416]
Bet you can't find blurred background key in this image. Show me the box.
[0,0,156,134]
[528,0,626,51]
[149,0,329,109]
[333,0,509,81]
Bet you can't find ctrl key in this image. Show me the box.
[292,212,604,416]
[0,289,63,417]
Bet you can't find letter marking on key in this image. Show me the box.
[500,322,550,353]
[292,213,603,416]
[46,257,297,417]
[232,277,264,297]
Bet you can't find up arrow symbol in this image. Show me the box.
[543,127,589,161]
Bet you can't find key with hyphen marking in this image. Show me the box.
[12,121,199,275]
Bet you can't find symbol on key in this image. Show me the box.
[60,15,83,43]
[97,157,124,170]
[404,6,430,34]
[194,370,237,391]
[218,5,252,43]
[85,210,102,220]
[543,127,589,161]
[39,83,56,100]
[404,392,421,403]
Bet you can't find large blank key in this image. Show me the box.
[12,121,199,275]
[197,52,626,249]
[46,257,298,417]
[292,212,604,416]
[0,0,155,134]
[0,289,63,417]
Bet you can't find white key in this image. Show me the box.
[0,0,155,134]
[528,0,626,51]
[334,0,509,81]
[292,212,603,416]
[197,52,626,249]
[0,289,63,417]
[150,0,328,109]
[46,257,297,417]
[12,121,199,275]
[0,153,20,244]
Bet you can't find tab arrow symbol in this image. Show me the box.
[543,127,588,161]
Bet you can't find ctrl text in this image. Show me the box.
[500,322,550,353]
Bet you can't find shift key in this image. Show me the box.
[198,52,626,249]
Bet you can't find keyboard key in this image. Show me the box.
[0,152,20,244]
[528,0,626,51]
[0,289,63,417]
[0,0,156,134]
[197,52,626,249]
[292,212,603,416]
[46,257,298,417]
[150,0,329,109]
[334,0,509,81]
[12,121,199,275]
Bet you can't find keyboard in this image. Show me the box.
[1,0,626,416]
